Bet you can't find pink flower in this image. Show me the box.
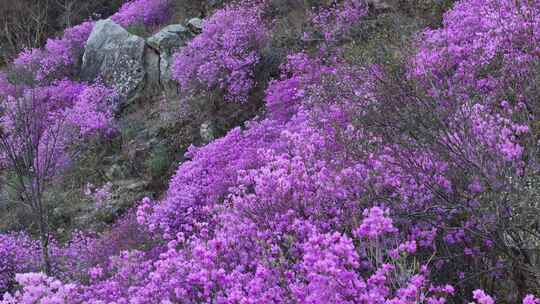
[356,206,398,239]
[473,289,495,304]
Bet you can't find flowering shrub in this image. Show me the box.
[0,79,116,277]
[172,5,268,103]
[0,273,80,304]
[0,80,115,170]
[132,51,457,302]
[411,0,540,106]
[0,0,174,294]
[111,0,172,27]
[306,0,368,43]
[13,21,95,81]
[139,0,540,294]
[0,234,41,294]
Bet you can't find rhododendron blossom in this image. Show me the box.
[172,5,268,103]
[307,0,368,43]
[524,295,540,304]
[472,289,495,304]
[111,0,172,27]
[1,273,80,304]
[356,206,398,239]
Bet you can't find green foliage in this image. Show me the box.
[120,116,146,142]
[144,144,171,178]
[125,22,152,37]
[343,12,424,66]
[396,0,456,27]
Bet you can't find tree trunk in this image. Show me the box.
[39,215,51,275]
[37,201,51,275]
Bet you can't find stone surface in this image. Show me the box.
[147,24,189,51]
[81,19,146,109]
[147,24,191,100]
[200,120,217,143]
[187,17,203,32]
[368,0,392,10]
[144,47,161,96]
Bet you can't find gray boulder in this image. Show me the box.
[147,24,191,100]
[187,18,203,33]
[368,0,392,10]
[81,19,146,109]
[147,24,189,52]
[200,120,217,143]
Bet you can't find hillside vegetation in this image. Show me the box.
[0,0,540,303]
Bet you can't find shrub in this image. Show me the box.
[306,0,368,43]
[171,4,268,103]
[111,0,172,28]
[0,233,40,294]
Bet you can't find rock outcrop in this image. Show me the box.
[81,20,193,110]
[80,16,260,150]
[367,0,393,10]
[147,24,191,100]
[187,18,203,33]
[81,19,147,110]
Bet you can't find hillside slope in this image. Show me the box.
[1,0,540,303]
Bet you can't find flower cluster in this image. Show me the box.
[356,206,398,239]
[524,295,540,304]
[306,0,368,43]
[172,5,268,103]
[472,289,495,304]
[111,0,172,27]
[0,273,79,304]
[84,182,113,206]
[0,234,40,294]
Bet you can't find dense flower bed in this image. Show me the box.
[172,5,268,103]
[111,0,172,27]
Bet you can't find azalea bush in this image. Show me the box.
[0,233,40,294]
[13,21,95,81]
[0,0,174,276]
[172,4,269,103]
[0,80,116,174]
[0,80,116,275]
[111,0,172,28]
[305,0,368,43]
